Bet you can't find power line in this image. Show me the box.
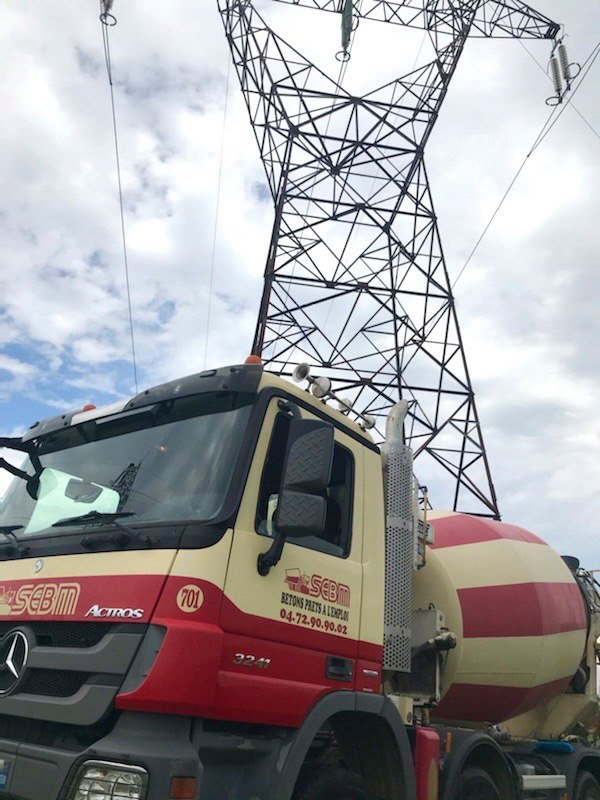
[452,40,600,290]
[99,2,139,392]
[451,101,560,289]
[204,55,232,369]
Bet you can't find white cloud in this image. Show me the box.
[0,356,36,380]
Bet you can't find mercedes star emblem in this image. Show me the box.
[0,631,30,695]
[34,559,44,573]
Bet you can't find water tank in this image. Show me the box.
[412,512,587,723]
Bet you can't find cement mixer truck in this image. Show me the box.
[0,361,598,800]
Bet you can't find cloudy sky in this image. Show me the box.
[1,1,598,561]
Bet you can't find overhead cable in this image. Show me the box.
[452,40,599,290]
[204,55,232,369]
[99,2,139,392]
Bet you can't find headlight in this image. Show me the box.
[69,761,148,800]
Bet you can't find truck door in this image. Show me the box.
[219,395,364,727]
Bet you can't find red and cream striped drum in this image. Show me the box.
[413,511,588,723]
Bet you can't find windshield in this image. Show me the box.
[0,391,253,536]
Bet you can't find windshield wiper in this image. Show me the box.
[0,525,29,556]
[52,511,157,547]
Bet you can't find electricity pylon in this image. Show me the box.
[218,0,559,517]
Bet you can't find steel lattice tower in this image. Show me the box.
[218,0,558,517]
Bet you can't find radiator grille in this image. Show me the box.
[0,622,147,727]
[0,621,111,649]
[23,670,91,698]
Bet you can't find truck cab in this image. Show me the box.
[0,362,390,800]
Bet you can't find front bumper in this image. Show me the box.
[0,713,200,800]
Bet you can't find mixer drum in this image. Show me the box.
[413,512,588,723]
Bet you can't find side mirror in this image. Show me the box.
[280,418,334,494]
[258,418,334,576]
[275,492,325,539]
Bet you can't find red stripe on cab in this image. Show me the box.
[458,582,587,638]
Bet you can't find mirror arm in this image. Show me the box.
[30,452,42,474]
[257,531,286,576]
[0,437,33,453]
[26,453,44,500]
[0,440,44,499]
[0,458,32,483]
[277,399,301,418]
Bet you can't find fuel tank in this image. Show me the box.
[412,512,588,723]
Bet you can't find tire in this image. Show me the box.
[455,767,501,800]
[575,771,600,800]
[297,769,376,800]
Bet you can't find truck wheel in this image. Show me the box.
[297,769,375,800]
[575,771,600,800]
[455,767,501,800]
